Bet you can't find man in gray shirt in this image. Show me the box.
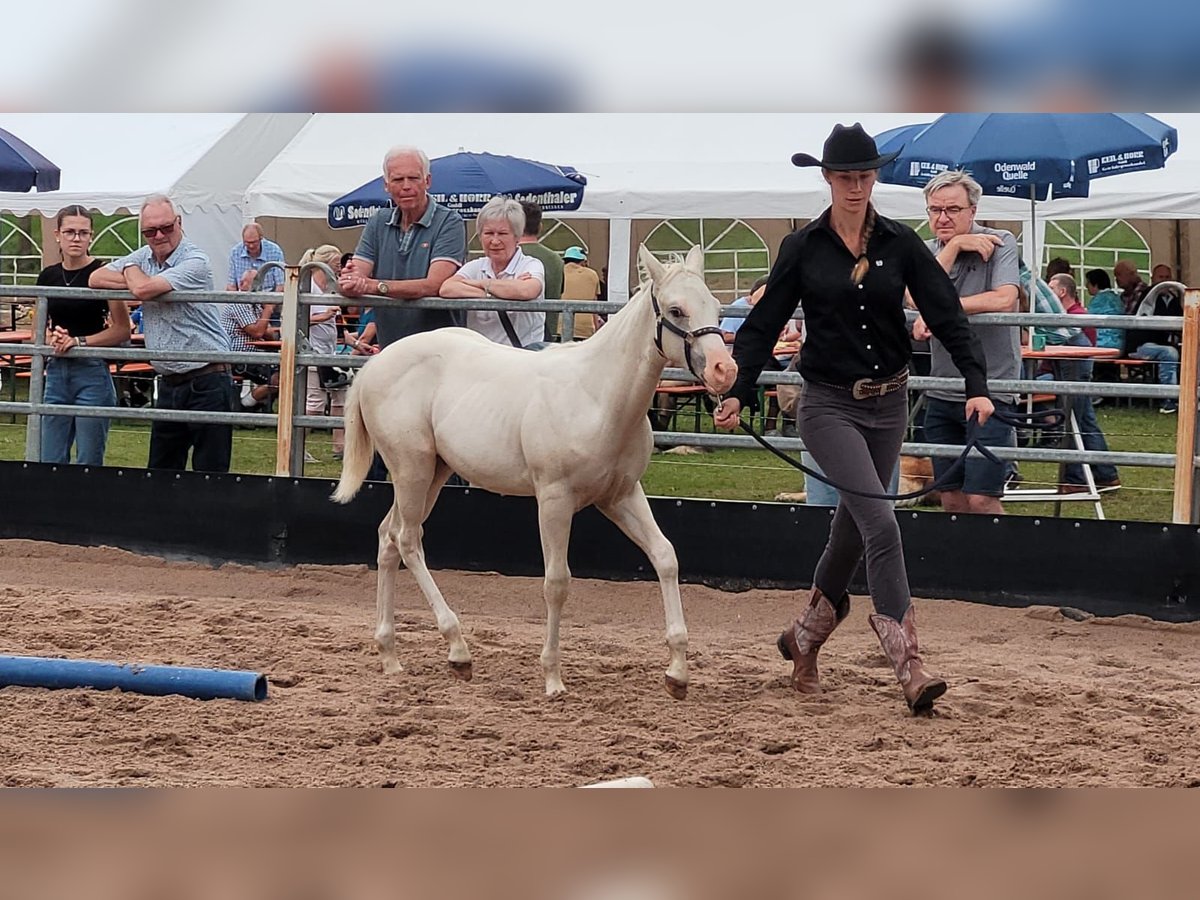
[336,145,467,482]
[912,170,1020,515]
[337,145,467,347]
[90,194,233,473]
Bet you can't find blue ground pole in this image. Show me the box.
[0,655,268,701]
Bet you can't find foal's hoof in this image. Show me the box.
[664,675,688,701]
[449,660,474,682]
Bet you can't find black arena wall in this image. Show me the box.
[1,461,1195,621]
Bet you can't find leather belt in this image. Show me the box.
[160,362,230,387]
[812,369,908,400]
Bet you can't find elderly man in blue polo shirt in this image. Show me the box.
[337,145,467,347]
[90,194,233,473]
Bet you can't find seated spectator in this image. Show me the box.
[222,290,279,412]
[1124,271,1182,414]
[1020,259,1078,348]
[299,245,348,462]
[439,197,545,348]
[1151,262,1176,286]
[345,307,378,356]
[1047,273,1120,490]
[1084,268,1124,391]
[227,222,285,339]
[38,205,131,466]
[718,276,770,340]
[1044,256,1073,280]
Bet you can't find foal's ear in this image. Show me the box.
[638,244,666,284]
[683,245,705,277]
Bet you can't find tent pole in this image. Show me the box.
[607,218,632,305]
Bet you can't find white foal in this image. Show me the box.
[332,244,736,698]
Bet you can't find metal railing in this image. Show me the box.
[1,271,1197,523]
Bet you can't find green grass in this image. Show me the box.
[640,402,1181,523]
[0,389,1183,523]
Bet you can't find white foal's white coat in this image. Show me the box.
[333,245,737,698]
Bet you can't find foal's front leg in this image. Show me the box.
[536,493,576,696]
[599,484,688,699]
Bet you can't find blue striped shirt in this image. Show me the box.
[107,239,228,374]
[227,238,285,291]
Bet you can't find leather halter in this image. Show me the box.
[650,279,723,382]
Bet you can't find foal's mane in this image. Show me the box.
[634,253,696,295]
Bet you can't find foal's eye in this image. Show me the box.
[668,307,686,318]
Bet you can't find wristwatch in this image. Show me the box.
[77,335,87,347]
[376,281,390,295]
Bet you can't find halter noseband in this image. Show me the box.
[650,281,723,382]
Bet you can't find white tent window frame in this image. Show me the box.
[540,220,585,253]
[91,215,143,261]
[0,215,41,287]
[1042,219,1152,283]
[644,218,769,303]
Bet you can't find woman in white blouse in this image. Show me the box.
[439,197,545,348]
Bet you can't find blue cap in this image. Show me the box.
[563,246,586,261]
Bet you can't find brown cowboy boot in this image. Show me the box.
[868,605,947,713]
[776,588,851,693]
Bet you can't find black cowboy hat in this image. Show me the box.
[791,122,901,171]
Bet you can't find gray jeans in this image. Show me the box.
[798,382,910,621]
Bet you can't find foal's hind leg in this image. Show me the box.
[375,506,405,675]
[536,492,576,696]
[381,462,472,678]
[598,484,688,700]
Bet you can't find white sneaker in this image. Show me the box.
[303,451,318,463]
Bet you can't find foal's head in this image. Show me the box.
[638,244,737,396]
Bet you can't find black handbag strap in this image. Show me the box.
[497,311,523,348]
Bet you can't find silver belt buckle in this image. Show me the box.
[851,378,879,400]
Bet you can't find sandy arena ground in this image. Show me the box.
[1,538,1198,787]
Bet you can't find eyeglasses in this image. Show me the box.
[141,220,178,239]
[926,205,970,218]
[60,229,92,239]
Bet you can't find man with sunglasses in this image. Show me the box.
[90,194,233,473]
[911,170,1020,516]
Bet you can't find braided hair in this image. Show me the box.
[851,203,877,285]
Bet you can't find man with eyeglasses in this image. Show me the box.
[227,222,285,340]
[911,170,1020,515]
[90,194,233,473]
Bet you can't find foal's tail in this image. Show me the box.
[331,378,374,504]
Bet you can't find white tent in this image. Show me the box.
[0,113,311,272]
[244,113,1200,299]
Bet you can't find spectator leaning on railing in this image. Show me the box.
[38,205,132,467]
[89,194,234,473]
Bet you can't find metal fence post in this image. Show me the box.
[1172,288,1200,524]
[275,266,300,476]
[22,298,48,462]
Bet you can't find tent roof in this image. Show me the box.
[246,113,1200,223]
[0,113,310,216]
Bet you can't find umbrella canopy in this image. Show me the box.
[327,151,586,229]
[0,126,60,192]
[876,113,1177,201]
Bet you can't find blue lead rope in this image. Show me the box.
[737,404,1067,503]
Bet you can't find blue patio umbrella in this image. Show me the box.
[0,126,60,192]
[328,151,586,229]
[874,113,1178,266]
[876,113,1176,201]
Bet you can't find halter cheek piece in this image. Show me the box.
[650,285,723,382]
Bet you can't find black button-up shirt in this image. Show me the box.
[730,209,988,408]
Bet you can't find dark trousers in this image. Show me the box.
[148,371,235,473]
[799,382,910,621]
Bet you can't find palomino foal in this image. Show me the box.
[333,245,736,698]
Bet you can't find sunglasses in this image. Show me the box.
[141,219,179,239]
